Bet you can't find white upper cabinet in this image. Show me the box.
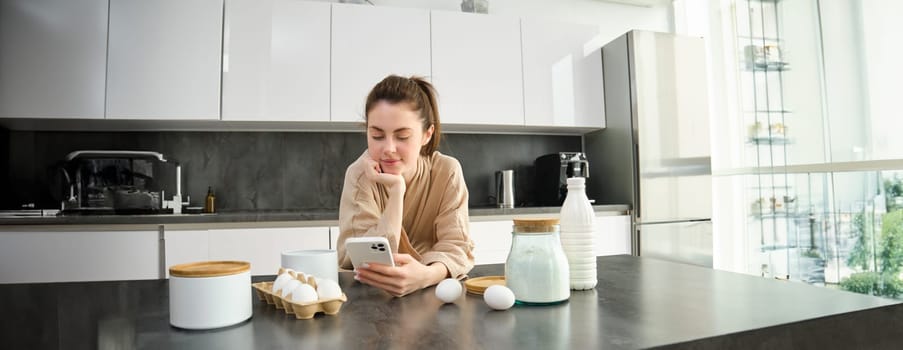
[522,19,605,129]
[222,0,330,121]
[106,0,223,120]
[331,4,430,123]
[0,0,107,119]
[430,11,524,126]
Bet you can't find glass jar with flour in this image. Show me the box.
[504,218,570,305]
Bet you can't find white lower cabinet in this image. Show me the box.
[469,214,631,266]
[469,221,514,265]
[0,225,331,283]
[163,229,210,278]
[0,229,161,284]
[168,226,331,277]
[0,217,621,283]
[595,215,632,256]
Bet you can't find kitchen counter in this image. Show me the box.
[0,204,629,227]
[2,255,900,349]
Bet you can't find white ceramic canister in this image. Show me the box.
[281,249,339,283]
[169,261,252,330]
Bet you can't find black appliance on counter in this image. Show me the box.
[58,150,179,215]
[534,152,590,206]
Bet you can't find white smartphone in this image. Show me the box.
[344,236,396,269]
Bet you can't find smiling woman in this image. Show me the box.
[337,75,475,297]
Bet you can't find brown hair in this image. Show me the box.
[365,75,441,156]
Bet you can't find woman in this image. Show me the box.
[337,75,474,297]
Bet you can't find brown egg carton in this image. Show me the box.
[251,269,347,320]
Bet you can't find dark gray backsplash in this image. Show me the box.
[0,128,8,209]
[2,131,580,210]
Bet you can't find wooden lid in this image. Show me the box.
[169,261,250,278]
[513,218,559,233]
[464,276,505,295]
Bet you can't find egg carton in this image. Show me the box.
[251,274,347,320]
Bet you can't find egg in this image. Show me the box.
[280,280,302,298]
[316,278,343,300]
[290,270,306,280]
[273,272,294,294]
[290,283,319,303]
[305,275,318,286]
[483,285,515,310]
[435,278,462,303]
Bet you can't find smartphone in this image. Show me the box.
[344,236,395,269]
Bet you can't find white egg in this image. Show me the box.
[435,278,463,303]
[316,278,343,300]
[294,271,308,281]
[483,285,515,310]
[280,279,302,298]
[290,283,319,303]
[305,275,319,285]
[273,272,294,294]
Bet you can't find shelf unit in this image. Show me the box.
[734,0,823,282]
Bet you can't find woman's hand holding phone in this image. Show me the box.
[353,254,448,297]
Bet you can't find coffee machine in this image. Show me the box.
[534,152,589,206]
[59,150,182,215]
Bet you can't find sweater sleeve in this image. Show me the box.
[336,162,401,270]
[419,159,475,279]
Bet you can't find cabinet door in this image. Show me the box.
[0,230,160,283]
[0,0,106,119]
[106,0,223,120]
[222,0,330,121]
[331,4,430,122]
[431,11,523,126]
[208,227,330,276]
[595,215,631,256]
[164,229,209,278]
[469,220,513,265]
[522,19,604,128]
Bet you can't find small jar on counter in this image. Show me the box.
[505,218,570,305]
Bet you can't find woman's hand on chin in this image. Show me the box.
[353,254,447,297]
[364,157,406,194]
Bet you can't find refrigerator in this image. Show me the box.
[585,30,714,267]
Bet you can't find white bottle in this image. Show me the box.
[559,177,597,290]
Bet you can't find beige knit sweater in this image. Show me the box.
[337,151,475,278]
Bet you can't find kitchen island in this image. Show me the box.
[1,255,901,349]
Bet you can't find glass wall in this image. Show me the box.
[676,0,903,299]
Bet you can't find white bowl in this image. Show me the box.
[281,249,338,283]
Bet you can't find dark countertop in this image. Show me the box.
[2,255,901,349]
[0,204,629,226]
